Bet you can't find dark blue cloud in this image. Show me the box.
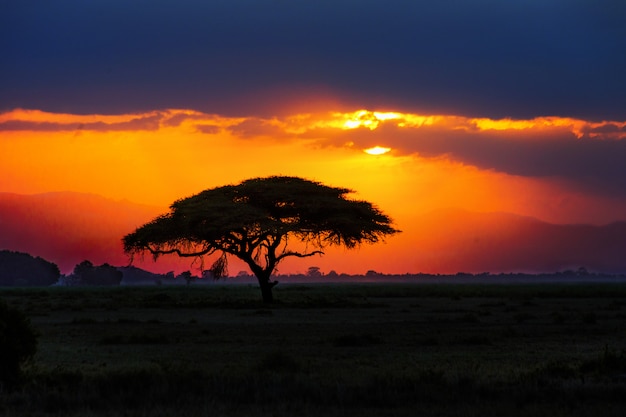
[1,1,625,119]
[323,120,626,199]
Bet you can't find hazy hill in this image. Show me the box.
[0,192,163,273]
[407,208,626,274]
[1,192,626,275]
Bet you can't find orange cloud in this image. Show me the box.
[0,106,626,273]
[0,109,165,132]
[6,107,622,140]
[2,108,626,243]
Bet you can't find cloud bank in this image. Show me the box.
[2,1,625,119]
[2,108,626,200]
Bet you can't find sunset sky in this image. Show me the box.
[2,1,626,275]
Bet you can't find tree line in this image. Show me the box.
[0,250,213,287]
[0,250,122,287]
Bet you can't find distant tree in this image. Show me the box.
[70,260,123,286]
[177,270,196,286]
[577,267,590,276]
[123,176,399,303]
[71,260,94,284]
[0,300,38,389]
[0,250,60,287]
[306,266,323,278]
[326,270,339,279]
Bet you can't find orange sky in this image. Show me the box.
[2,108,626,274]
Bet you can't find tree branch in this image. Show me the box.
[276,250,324,262]
[146,245,216,258]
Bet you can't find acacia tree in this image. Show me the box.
[123,176,399,303]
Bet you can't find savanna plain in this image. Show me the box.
[2,283,626,416]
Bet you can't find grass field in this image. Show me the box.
[2,283,626,416]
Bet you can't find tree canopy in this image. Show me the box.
[68,260,123,286]
[0,250,60,287]
[123,176,399,302]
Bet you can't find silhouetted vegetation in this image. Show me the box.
[65,260,123,286]
[0,250,60,287]
[0,299,37,390]
[123,176,399,302]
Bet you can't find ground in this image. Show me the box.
[1,283,626,416]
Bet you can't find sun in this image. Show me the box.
[364,146,391,155]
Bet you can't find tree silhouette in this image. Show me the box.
[70,260,123,286]
[0,250,60,287]
[123,176,399,303]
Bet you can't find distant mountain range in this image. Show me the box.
[0,192,163,272]
[405,209,626,274]
[1,192,625,274]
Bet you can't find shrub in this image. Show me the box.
[0,300,38,389]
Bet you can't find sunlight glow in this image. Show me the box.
[364,146,391,155]
[2,107,625,216]
[3,107,626,275]
[337,110,402,130]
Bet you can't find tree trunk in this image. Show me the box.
[259,281,274,304]
[248,262,278,304]
[256,275,278,304]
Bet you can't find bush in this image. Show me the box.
[0,300,38,389]
[0,250,60,287]
[70,260,123,286]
